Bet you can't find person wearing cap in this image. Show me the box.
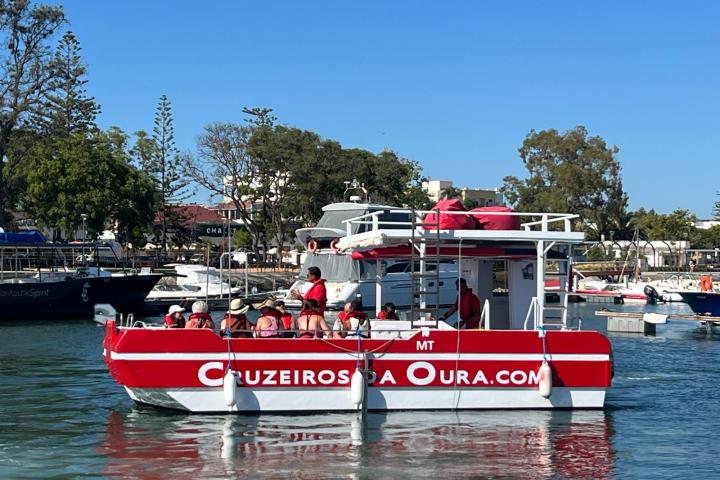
[164,305,185,328]
[253,298,283,338]
[290,266,327,315]
[186,300,215,329]
[220,299,252,338]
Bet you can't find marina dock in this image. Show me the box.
[596,310,720,335]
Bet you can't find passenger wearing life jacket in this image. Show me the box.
[290,266,327,315]
[164,304,186,328]
[186,300,215,329]
[333,299,370,338]
[220,298,251,338]
[276,300,297,338]
[296,299,329,339]
[253,298,283,338]
[377,302,399,320]
[439,278,482,329]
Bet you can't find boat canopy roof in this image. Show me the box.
[0,231,46,244]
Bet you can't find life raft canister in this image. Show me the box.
[307,239,318,253]
[700,275,713,292]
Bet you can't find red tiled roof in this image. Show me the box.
[155,204,225,226]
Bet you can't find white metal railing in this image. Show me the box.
[343,209,580,237]
[480,299,490,330]
[523,297,541,330]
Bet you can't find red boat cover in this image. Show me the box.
[470,206,521,230]
[423,198,477,230]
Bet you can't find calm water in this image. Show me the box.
[1,303,719,479]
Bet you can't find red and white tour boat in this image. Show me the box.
[103,207,613,412]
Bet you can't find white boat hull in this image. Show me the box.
[126,386,607,412]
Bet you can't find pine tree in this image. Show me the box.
[35,31,100,137]
[146,95,191,255]
[714,193,720,220]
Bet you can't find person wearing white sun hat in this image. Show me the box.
[164,304,185,328]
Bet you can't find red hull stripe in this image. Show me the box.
[110,352,609,362]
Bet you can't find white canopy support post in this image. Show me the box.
[481,299,490,330]
[536,240,545,329]
[375,258,382,316]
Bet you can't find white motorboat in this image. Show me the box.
[146,264,240,301]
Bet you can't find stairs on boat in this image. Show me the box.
[409,210,442,329]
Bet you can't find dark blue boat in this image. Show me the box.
[0,233,162,320]
[677,291,720,316]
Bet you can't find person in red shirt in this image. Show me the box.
[290,266,327,315]
[440,278,481,329]
[377,302,399,320]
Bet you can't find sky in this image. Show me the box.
[52,0,720,217]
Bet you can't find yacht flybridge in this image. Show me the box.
[103,207,613,412]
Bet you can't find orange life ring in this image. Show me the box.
[700,275,713,292]
[307,239,318,253]
[330,239,340,253]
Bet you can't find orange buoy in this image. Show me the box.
[700,275,713,292]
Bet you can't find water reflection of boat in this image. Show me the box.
[100,409,614,478]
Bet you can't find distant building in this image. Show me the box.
[422,179,504,206]
[694,219,720,230]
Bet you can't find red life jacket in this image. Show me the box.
[186,312,214,329]
[305,279,327,315]
[164,314,185,328]
[377,310,399,320]
[221,314,251,338]
[281,312,293,330]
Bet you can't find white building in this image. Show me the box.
[422,179,504,206]
[694,219,720,230]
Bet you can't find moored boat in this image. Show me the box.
[102,207,613,412]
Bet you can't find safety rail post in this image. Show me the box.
[523,297,538,330]
[481,299,490,330]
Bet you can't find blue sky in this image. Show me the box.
[55,1,719,217]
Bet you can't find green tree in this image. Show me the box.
[33,30,99,137]
[502,126,629,240]
[20,131,156,239]
[145,95,190,255]
[0,1,65,226]
[188,121,263,253]
[634,208,696,241]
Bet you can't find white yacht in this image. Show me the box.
[146,264,240,301]
[283,200,459,311]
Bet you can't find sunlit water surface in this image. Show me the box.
[1,303,719,478]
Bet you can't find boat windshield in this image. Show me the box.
[316,209,411,235]
[299,253,377,282]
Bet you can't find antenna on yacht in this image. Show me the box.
[343,178,368,203]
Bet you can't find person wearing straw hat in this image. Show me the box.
[253,298,283,338]
[186,300,215,329]
[220,298,251,338]
[164,305,186,328]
